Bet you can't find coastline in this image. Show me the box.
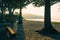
[25,19,60,23]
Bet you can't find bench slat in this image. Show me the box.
[6,26,16,35]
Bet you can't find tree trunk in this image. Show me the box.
[11,8,15,15]
[18,0,23,24]
[8,8,12,17]
[18,8,23,24]
[35,0,58,34]
[40,0,58,34]
[1,2,3,22]
[8,7,13,23]
[11,8,15,23]
[44,0,52,28]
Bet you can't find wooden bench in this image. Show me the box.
[6,26,16,37]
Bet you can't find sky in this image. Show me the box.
[14,2,60,22]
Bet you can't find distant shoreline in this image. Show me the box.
[25,19,60,23]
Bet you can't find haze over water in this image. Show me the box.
[14,2,60,22]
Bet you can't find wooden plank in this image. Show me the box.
[6,26,16,35]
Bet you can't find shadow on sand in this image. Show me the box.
[35,28,60,40]
[15,23,25,40]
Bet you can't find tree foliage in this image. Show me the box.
[28,0,58,7]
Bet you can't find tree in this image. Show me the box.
[29,0,60,34]
[41,0,58,34]
[17,0,32,24]
[0,0,4,22]
[3,0,32,24]
[1,0,14,23]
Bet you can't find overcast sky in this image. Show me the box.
[14,2,60,22]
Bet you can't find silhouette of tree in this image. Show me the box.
[16,0,32,24]
[0,1,32,40]
[0,0,2,21]
[29,0,60,34]
[41,0,58,34]
[0,0,6,22]
[2,0,31,24]
[30,0,57,7]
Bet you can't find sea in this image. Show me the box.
[26,19,60,23]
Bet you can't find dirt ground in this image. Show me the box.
[23,20,60,40]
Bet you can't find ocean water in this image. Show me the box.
[26,19,60,22]
[26,19,44,22]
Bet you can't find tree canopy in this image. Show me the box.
[2,0,32,9]
[28,0,59,7]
